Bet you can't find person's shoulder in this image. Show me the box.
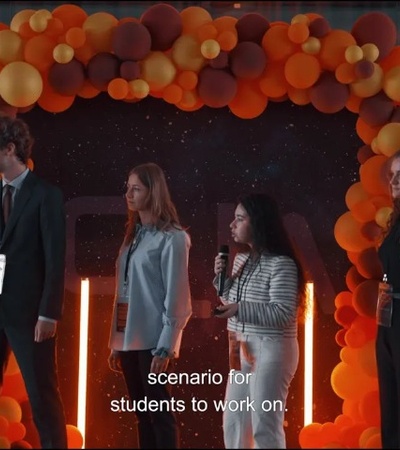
[263,253,296,266]
[164,227,191,246]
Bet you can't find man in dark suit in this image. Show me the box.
[0,113,67,448]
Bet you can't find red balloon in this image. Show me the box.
[310,72,350,113]
[141,3,182,51]
[351,12,397,61]
[235,13,270,44]
[197,67,237,108]
[357,247,384,279]
[229,42,267,80]
[309,17,331,38]
[112,22,151,61]
[87,52,120,91]
[48,59,86,96]
[209,50,229,69]
[357,145,375,164]
[359,91,395,127]
[120,61,140,81]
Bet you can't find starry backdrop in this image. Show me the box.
[20,93,362,448]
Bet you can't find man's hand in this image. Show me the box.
[34,319,57,342]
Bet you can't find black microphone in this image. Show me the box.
[217,244,229,297]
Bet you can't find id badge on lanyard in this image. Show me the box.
[376,274,393,327]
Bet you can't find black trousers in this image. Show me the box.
[376,301,400,449]
[0,327,67,449]
[119,349,179,449]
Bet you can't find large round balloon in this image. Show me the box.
[0,61,43,107]
[48,59,86,96]
[310,72,349,113]
[112,21,152,61]
[351,12,397,61]
[87,52,120,91]
[197,66,237,108]
[229,41,267,80]
[141,3,182,51]
[235,13,270,44]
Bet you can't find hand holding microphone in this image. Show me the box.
[214,245,229,296]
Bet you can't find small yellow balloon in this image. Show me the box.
[291,14,309,25]
[129,79,149,99]
[301,36,321,55]
[29,9,52,33]
[362,43,379,62]
[0,61,43,107]
[200,39,220,59]
[345,45,363,64]
[53,43,74,64]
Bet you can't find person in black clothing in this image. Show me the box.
[376,148,400,449]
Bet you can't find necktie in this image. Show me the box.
[3,184,13,225]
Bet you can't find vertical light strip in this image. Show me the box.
[304,281,314,426]
[78,278,90,449]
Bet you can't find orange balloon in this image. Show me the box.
[66,424,83,449]
[345,182,370,210]
[262,24,298,62]
[52,4,88,30]
[65,27,86,49]
[352,279,379,318]
[177,71,198,90]
[77,80,100,99]
[216,30,238,52]
[287,85,310,105]
[334,211,372,252]
[107,78,129,100]
[335,291,353,308]
[359,154,389,197]
[259,62,287,98]
[335,62,356,84]
[345,91,362,113]
[162,83,183,104]
[37,79,75,113]
[356,117,382,145]
[180,6,212,35]
[287,22,309,44]
[228,79,268,119]
[284,52,321,89]
[24,35,56,72]
[319,29,357,71]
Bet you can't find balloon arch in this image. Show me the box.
[1,2,399,448]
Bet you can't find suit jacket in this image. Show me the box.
[0,171,66,328]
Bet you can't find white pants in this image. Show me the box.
[223,334,299,449]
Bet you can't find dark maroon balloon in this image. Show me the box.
[357,145,375,164]
[229,41,267,80]
[48,59,86,96]
[120,60,140,81]
[390,106,400,123]
[209,50,229,69]
[235,13,270,44]
[87,53,120,91]
[141,3,182,51]
[310,72,350,114]
[359,91,394,127]
[197,67,237,108]
[112,21,151,61]
[351,12,397,61]
[354,60,374,79]
[309,17,331,38]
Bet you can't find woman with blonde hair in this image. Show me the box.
[108,162,192,449]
